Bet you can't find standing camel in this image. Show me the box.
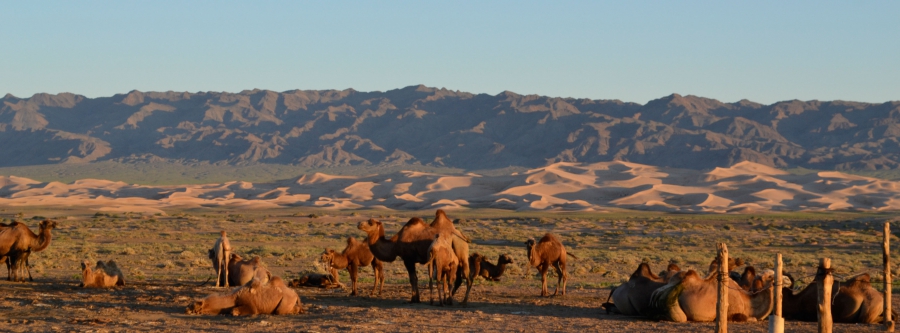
[320,236,385,296]
[525,233,576,297]
[208,231,232,287]
[357,209,473,305]
[0,220,57,282]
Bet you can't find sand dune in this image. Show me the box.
[2,161,900,213]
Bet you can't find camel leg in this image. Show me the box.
[458,256,471,306]
[349,263,359,296]
[552,260,564,296]
[372,260,384,297]
[231,304,258,316]
[26,256,33,282]
[428,260,435,305]
[223,255,229,288]
[404,259,420,303]
[539,264,549,297]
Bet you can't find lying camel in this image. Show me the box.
[320,236,384,296]
[208,231,233,288]
[289,273,341,288]
[187,274,303,316]
[605,262,680,316]
[428,232,458,306]
[227,254,269,287]
[81,260,126,288]
[451,253,514,295]
[779,266,888,323]
[525,233,577,297]
[650,266,775,322]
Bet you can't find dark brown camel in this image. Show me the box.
[357,209,473,304]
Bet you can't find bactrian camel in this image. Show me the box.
[357,209,473,305]
[525,233,577,297]
[0,220,56,282]
[208,231,232,288]
[320,236,385,296]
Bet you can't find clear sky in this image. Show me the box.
[2,1,898,104]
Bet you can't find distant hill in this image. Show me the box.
[2,85,899,171]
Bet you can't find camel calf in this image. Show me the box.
[428,232,458,306]
[451,253,514,295]
[525,233,576,297]
[81,260,126,288]
[320,236,384,296]
[187,274,303,316]
[289,273,341,288]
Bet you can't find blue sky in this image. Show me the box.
[1,1,898,104]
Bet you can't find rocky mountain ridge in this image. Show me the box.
[2,85,899,171]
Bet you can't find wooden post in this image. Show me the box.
[817,258,833,333]
[769,253,784,333]
[716,242,728,333]
[885,222,895,332]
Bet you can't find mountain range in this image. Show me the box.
[2,85,899,171]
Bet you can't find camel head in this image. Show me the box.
[524,238,536,262]
[320,249,336,268]
[357,218,383,237]
[220,230,227,237]
[81,260,92,270]
[230,253,243,262]
[498,254,513,265]
[39,220,57,230]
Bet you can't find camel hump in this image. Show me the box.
[251,256,262,263]
[106,260,118,269]
[666,263,680,272]
[845,273,871,285]
[406,217,425,225]
[682,270,701,282]
[435,209,447,219]
[346,236,359,246]
[220,230,227,236]
[539,233,558,244]
[633,262,658,279]
[230,253,242,261]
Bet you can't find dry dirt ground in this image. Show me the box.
[0,207,897,332]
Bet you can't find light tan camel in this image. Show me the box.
[320,236,384,296]
[208,231,232,288]
[604,262,680,316]
[357,209,473,305]
[226,254,269,287]
[427,232,459,306]
[650,267,775,322]
[524,233,577,297]
[0,220,56,282]
[187,274,303,316]
[779,265,888,323]
[81,260,126,288]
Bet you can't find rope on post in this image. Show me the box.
[769,253,784,333]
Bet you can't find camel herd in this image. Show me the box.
[0,210,892,326]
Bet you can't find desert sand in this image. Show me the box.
[2,161,899,213]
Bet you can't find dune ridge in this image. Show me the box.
[2,161,900,213]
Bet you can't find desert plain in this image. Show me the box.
[0,162,899,332]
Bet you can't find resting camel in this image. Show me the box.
[81,260,126,288]
[778,265,888,323]
[525,233,577,297]
[289,273,341,288]
[427,232,459,306]
[187,273,303,316]
[357,209,473,304]
[226,254,269,287]
[650,266,776,322]
[604,262,680,316]
[208,231,232,288]
[0,220,56,282]
[451,253,514,295]
[320,236,384,296]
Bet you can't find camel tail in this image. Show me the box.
[198,276,213,287]
[566,252,579,260]
[606,285,616,303]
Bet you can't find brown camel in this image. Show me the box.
[357,209,473,304]
[187,274,303,316]
[320,236,384,296]
[208,231,232,288]
[0,220,56,282]
[289,273,341,288]
[650,267,775,322]
[81,260,126,288]
[524,233,577,297]
[427,232,458,306]
[451,253,514,295]
[779,266,888,323]
[604,262,680,316]
[226,254,269,287]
